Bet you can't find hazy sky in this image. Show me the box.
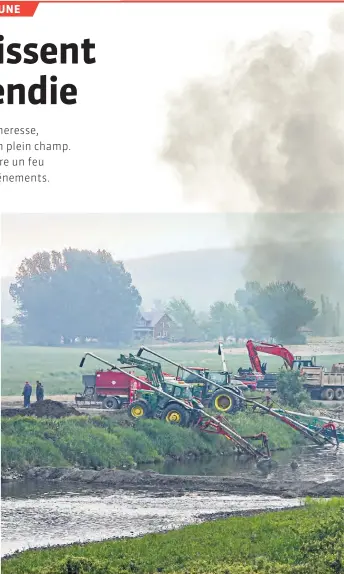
[1,3,340,275]
[1,213,255,275]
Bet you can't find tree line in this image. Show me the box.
[165,280,340,344]
[1,248,342,346]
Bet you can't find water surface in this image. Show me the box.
[2,444,343,557]
[1,483,300,556]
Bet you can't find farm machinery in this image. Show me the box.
[79,351,272,460]
[137,343,246,415]
[79,351,343,457]
[245,340,316,375]
[241,340,344,400]
[237,340,316,390]
[172,342,257,392]
[74,366,151,409]
[133,346,343,447]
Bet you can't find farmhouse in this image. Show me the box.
[133,310,177,341]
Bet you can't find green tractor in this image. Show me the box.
[175,367,244,414]
[118,353,204,426]
[136,346,246,415]
[129,380,203,426]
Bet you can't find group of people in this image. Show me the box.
[22,380,44,408]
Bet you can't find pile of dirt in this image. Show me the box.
[1,400,81,419]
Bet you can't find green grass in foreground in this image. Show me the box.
[2,343,344,396]
[1,412,300,471]
[2,499,343,574]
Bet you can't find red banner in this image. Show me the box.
[0,1,38,15]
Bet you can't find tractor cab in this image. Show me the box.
[177,367,207,384]
[163,380,193,400]
[163,380,204,409]
[207,371,229,386]
[177,367,228,391]
[293,356,316,370]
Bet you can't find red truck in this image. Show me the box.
[75,369,151,409]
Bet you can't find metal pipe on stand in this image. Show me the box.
[136,346,336,447]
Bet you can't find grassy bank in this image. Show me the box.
[1,412,300,472]
[3,343,344,396]
[2,499,343,574]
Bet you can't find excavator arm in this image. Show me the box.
[246,340,295,373]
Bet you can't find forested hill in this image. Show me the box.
[1,248,246,320]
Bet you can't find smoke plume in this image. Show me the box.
[162,13,344,302]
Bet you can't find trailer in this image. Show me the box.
[301,366,344,401]
[75,368,151,409]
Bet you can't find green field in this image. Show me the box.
[2,343,344,397]
[2,499,343,574]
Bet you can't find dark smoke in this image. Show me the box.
[162,13,344,302]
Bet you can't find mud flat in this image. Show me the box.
[21,466,344,498]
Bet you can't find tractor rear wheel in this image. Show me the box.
[209,389,241,414]
[128,399,152,419]
[161,403,189,426]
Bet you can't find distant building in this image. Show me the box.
[133,310,178,341]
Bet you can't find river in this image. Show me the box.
[2,444,343,557]
[146,442,344,481]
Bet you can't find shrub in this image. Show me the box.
[1,435,67,470]
[276,370,309,409]
[1,409,305,473]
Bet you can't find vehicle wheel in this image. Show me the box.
[128,399,151,419]
[321,388,335,401]
[161,403,189,426]
[334,388,344,401]
[209,389,241,414]
[102,397,120,409]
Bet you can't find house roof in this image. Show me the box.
[141,310,170,326]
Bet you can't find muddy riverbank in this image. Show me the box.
[11,466,344,498]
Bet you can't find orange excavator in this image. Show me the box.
[244,340,316,376]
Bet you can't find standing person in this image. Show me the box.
[36,381,44,402]
[22,382,32,408]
